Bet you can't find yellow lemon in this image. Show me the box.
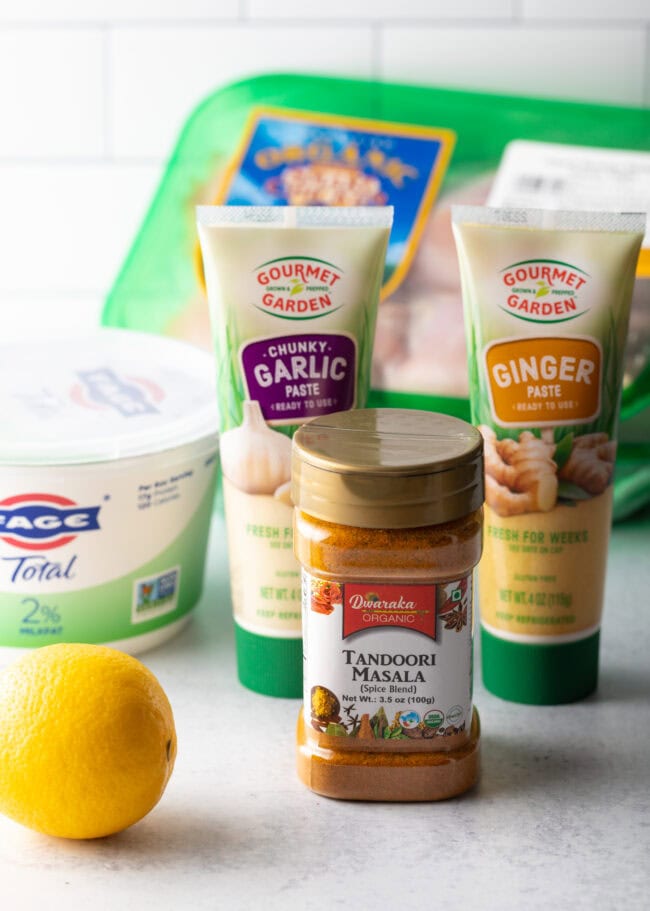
[0,643,177,839]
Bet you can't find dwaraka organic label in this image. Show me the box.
[342,583,437,639]
[303,572,472,745]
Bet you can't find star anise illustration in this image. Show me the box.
[343,703,360,733]
[443,605,467,631]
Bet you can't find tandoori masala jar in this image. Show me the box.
[292,408,484,801]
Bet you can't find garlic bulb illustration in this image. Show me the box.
[220,399,292,495]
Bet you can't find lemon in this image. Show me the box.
[0,643,177,839]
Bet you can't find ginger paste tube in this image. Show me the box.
[452,207,645,705]
[196,206,392,698]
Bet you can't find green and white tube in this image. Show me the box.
[452,207,645,704]
[197,206,392,697]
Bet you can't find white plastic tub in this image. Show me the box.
[0,329,219,663]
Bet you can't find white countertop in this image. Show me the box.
[1,509,649,911]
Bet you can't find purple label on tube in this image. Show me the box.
[241,333,356,422]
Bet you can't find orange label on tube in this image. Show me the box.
[485,336,601,426]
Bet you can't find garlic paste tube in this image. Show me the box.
[452,207,645,705]
[197,206,392,697]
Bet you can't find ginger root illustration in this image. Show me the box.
[480,425,558,517]
[480,425,618,516]
[558,432,616,495]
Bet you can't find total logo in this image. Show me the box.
[0,494,101,551]
[70,367,165,417]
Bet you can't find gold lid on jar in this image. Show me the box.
[292,408,484,529]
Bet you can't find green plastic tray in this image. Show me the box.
[102,73,650,520]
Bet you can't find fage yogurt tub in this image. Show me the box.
[0,329,219,662]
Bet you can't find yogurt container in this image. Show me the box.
[0,329,219,662]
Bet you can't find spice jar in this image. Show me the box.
[292,408,484,801]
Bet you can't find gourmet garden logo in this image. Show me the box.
[254,256,344,320]
[0,493,101,551]
[500,259,590,324]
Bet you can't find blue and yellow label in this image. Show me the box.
[211,107,455,300]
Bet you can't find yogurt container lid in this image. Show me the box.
[0,329,219,465]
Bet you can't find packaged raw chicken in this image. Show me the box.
[103,74,650,517]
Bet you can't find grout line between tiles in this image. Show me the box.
[0,157,166,166]
[0,291,108,299]
[102,25,112,159]
[0,18,649,29]
[371,22,382,82]
[645,25,650,106]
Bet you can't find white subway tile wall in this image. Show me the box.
[0,165,161,294]
[109,26,375,159]
[0,1,241,23]
[0,28,105,159]
[380,27,646,105]
[522,0,650,21]
[247,0,517,19]
[0,1,647,336]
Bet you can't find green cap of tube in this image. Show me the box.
[481,626,600,705]
[235,624,302,698]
